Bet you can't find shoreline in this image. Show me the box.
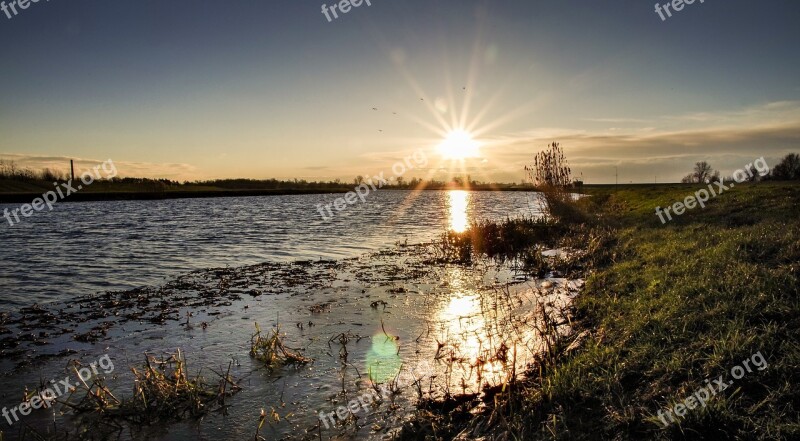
[0,187,536,204]
[2,183,796,440]
[0,184,700,204]
[396,182,800,440]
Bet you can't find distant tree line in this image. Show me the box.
[681,154,800,183]
[770,153,800,180]
[0,160,516,191]
[0,159,70,182]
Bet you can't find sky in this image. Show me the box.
[1,0,799,184]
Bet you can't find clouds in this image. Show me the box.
[3,101,797,185]
[484,101,800,183]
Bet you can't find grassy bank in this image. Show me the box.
[402,182,800,440]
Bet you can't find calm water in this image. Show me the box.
[0,190,543,310]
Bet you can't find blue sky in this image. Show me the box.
[1,0,799,183]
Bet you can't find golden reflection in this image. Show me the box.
[434,267,527,392]
[448,190,470,233]
[443,295,478,319]
[439,292,483,362]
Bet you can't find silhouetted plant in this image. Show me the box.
[525,142,582,222]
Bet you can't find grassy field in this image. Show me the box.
[403,182,800,440]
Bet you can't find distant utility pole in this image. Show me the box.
[70,160,75,181]
[615,166,618,191]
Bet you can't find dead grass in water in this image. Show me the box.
[250,322,312,371]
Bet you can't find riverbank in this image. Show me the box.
[2,183,796,440]
[0,179,538,203]
[0,180,729,205]
[399,181,800,440]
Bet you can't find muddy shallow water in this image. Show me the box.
[0,243,582,441]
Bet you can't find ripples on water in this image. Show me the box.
[0,190,543,309]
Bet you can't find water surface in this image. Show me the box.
[0,190,543,310]
[0,189,566,441]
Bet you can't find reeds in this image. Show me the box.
[437,217,561,264]
[60,350,241,426]
[525,142,588,223]
[124,349,238,421]
[250,322,312,371]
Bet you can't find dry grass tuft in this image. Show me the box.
[250,322,312,371]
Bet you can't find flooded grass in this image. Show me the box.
[66,350,242,427]
[249,323,312,371]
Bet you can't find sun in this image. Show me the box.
[437,129,480,160]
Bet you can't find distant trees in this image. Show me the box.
[0,159,69,182]
[770,153,800,180]
[681,161,720,184]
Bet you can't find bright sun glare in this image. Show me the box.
[437,129,480,160]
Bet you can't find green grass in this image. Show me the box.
[401,182,800,440]
[557,182,800,439]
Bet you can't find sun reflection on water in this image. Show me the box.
[447,190,470,233]
[430,266,539,393]
[443,295,479,319]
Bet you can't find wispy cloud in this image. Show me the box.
[484,101,800,183]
